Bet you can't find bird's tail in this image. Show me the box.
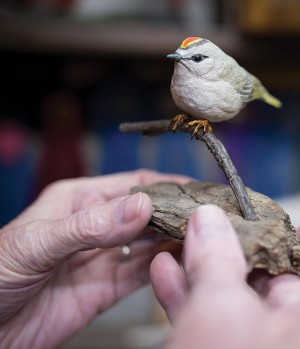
[251,76,282,108]
[261,91,282,109]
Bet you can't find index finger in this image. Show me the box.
[87,169,193,200]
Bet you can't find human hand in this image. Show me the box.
[0,169,190,349]
[151,205,300,349]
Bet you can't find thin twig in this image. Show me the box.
[119,118,258,221]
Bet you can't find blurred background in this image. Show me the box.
[0,0,300,348]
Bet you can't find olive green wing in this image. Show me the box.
[239,72,282,108]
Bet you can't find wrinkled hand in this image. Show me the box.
[0,170,190,349]
[151,205,300,349]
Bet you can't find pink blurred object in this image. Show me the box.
[0,121,29,167]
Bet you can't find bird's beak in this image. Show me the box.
[166,52,182,62]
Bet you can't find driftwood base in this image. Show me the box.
[131,182,300,275]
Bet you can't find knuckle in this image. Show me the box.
[68,207,109,244]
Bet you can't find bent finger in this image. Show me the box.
[88,169,193,201]
[150,252,189,323]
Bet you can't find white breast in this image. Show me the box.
[170,67,244,122]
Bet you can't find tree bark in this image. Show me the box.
[120,118,300,275]
[131,182,300,275]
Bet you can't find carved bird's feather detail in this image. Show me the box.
[167,37,282,123]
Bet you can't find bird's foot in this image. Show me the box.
[170,114,189,132]
[188,119,212,138]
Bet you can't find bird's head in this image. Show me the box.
[167,37,225,78]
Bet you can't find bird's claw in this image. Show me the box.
[170,115,212,138]
[188,119,212,139]
[170,114,189,132]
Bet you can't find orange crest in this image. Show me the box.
[180,37,205,49]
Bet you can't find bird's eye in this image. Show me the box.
[191,54,207,62]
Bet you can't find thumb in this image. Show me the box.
[183,205,248,286]
[4,192,152,272]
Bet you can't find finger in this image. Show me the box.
[183,205,248,286]
[57,192,153,248]
[26,169,192,221]
[3,192,153,272]
[70,235,181,270]
[151,252,189,323]
[56,169,193,215]
[266,274,300,310]
[51,243,157,322]
[113,241,182,300]
[87,169,193,201]
[71,188,107,212]
[70,241,183,313]
[70,168,193,214]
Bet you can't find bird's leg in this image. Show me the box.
[188,119,212,138]
[170,114,189,132]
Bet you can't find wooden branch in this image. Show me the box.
[119,117,258,221]
[120,120,170,136]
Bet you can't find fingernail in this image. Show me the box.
[117,192,143,224]
[191,205,227,237]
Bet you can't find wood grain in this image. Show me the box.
[132,182,300,275]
